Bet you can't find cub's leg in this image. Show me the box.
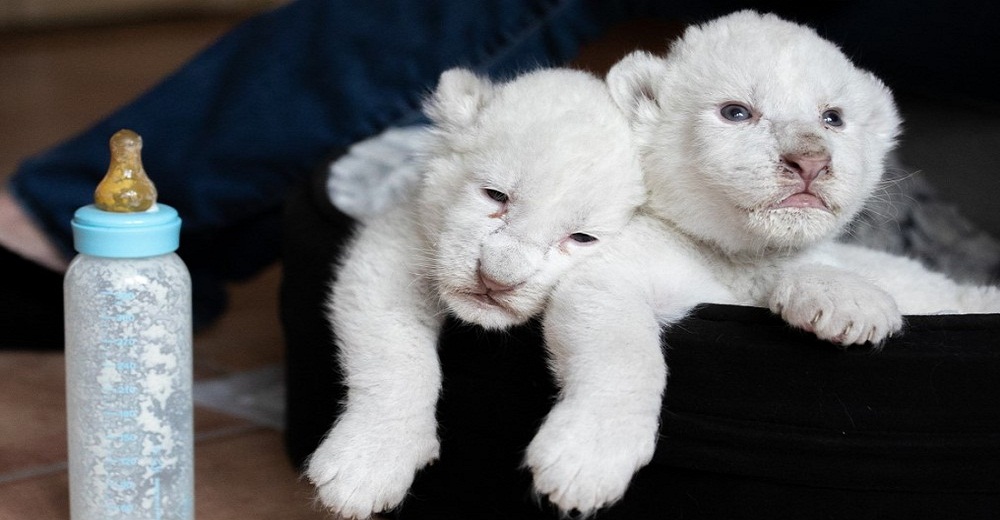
[530,275,664,515]
[306,208,444,519]
[527,219,726,515]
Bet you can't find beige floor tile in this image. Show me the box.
[194,429,330,520]
[0,471,70,520]
[194,264,286,374]
[0,352,68,473]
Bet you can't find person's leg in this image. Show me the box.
[7,0,621,257]
[3,0,627,342]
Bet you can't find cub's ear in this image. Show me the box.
[424,68,494,129]
[606,51,668,124]
[862,71,903,150]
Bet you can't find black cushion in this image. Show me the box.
[281,173,1000,520]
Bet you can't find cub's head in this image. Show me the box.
[418,68,645,329]
[608,10,901,255]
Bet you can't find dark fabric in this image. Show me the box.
[281,174,1000,520]
[281,163,354,467]
[0,245,64,350]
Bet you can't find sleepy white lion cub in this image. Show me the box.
[529,10,1000,515]
[305,67,645,518]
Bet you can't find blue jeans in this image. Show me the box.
[12,0,632,322]
[9,0,995,323]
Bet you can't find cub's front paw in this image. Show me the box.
[305,414,439,519]
[525,402,658,516]
[769,267,903,346]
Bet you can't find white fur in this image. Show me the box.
[534,10,1000,515]
[610,12,901,257]
[608,10,1000,335]
[530,215,734,513]
[305,67,646,519]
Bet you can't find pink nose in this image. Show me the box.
[781,153,830,182]
[479,270,516,293]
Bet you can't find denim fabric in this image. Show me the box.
[10,0,621,322]
[12,0,614,254]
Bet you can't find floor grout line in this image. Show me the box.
[193,364,286,430]
[0,462,68,486]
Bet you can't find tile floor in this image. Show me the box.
[0,12,333,520]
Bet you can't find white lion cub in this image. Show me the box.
[609,10,1000,340]
[529,10,1000,515]
[305,67,645,518]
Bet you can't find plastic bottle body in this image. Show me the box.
[64,252,193,520]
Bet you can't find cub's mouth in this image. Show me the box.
[459,289,518,313]
[771,192,831,212]
[444,287,533,329]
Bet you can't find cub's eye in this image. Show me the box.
[482,188,509,203]
[720,103,753,122]
[822,109,844,128]
[569,233,598,244]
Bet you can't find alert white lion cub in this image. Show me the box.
[611,10,1000,340]
[529,10,1000,515]
[305,67,645,518]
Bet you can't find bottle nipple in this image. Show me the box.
[94,129,158,212]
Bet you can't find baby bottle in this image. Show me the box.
[64,129,194,519]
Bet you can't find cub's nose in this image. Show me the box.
[781,153,831,182]
[478,270,517,293]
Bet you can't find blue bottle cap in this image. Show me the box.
[71,203,182,258]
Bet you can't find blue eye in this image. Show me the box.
[569,233,598,244]
[720,103,753,122]
[822,109,844,127]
